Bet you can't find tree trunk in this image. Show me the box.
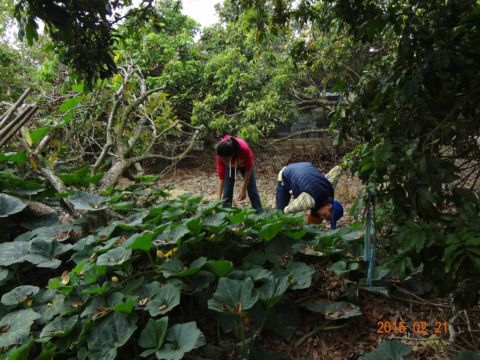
[98,159,132,192]
[40,168,81,217]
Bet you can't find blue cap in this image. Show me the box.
[331,200,344,230]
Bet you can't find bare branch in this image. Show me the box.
[34,134,52,157]
[131,129,200,163]
[92,69,131,173]
[259,129,336,148]
[144,120,181,154]
[117,87,163,140]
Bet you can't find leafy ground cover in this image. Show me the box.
[1,170,479,359]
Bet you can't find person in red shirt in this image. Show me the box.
[216,135,262,211]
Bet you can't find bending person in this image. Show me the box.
[276,162,344,229]
[216,135,262,212]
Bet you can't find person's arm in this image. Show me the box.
[238,168,251,201]
[216,156,225,200]
[217,179,224,200]
[284,192,315,213]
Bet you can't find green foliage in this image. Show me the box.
[12,0,154,85]
[193,18,299,140]
[234,0,480,292]
[0,185,369,358]
[0,44,32,101]
[0,193,27,217]
[359,340,411,360]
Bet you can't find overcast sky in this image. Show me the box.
[181,0,221,27]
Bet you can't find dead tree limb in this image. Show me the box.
[259,129,337,148]
[0,106,38,148]
[0,88,31,128]
[92,69,131,174]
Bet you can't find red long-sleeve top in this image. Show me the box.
[216,135,254,180]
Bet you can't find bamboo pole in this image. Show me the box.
[0,106,38,148]
[0,88,31,128]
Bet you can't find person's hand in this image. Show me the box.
[238,190,247,201]
[306,213,323,224]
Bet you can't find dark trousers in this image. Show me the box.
[223,167,262,211]
[275,181,291,211]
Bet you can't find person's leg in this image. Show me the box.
[275,180,291,211]
[222,168,235,208]
[243,167,263,211]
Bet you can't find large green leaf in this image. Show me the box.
[58,166,103,186]
[138,317,168,357]
[39,315,78,339]
[59,95,82,113]
[0,309,40,348]
[1,285,40,305]
[155,322,206,360]
[124,231,154,251]
[265,301,300,341]
[264,237,295,264]
[34,342,56,360]
[0,151,27,165]
[455,351,480,360]
[245,268,272,282]
[304,300,362,320]
[186,216,203,234]
[20,213,60,231]
[259,221,283,241]
[204,213,227,229]
[145,284,181,317]
[30,127,50,144]
[24,239,72,268]
[0,193,26,218]
[86,313,137,359]
[0,242,29,266]
[359,340,411,360]
[137,281,162,299]
[3,339,33,360]
[161,257,207,278]
[29,224,80,242]
[35,294,65,324]
[68,192,108,211]
[258,276,289,308]
[97,247,132,266]
[330,260,360,276]
[171,225,190,243]
[0,268,8,284]
[286,261,315,290]
[207,260,233,277]
[208,278,259,314]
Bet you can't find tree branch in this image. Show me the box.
[259,129,336,148]
[131,129,200,163]
[117,87,163,141]
[92,69,131,173]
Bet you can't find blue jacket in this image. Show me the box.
[282,162,334,212]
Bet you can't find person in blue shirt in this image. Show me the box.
[276,162,344,229]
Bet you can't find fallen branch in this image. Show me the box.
[259,129,336,148]
[392,284,450,308]
[0,105,38,148]
[0,88,31,128]
[448,312,460,343]
[131,129,201,163]
[294,321,346,348]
